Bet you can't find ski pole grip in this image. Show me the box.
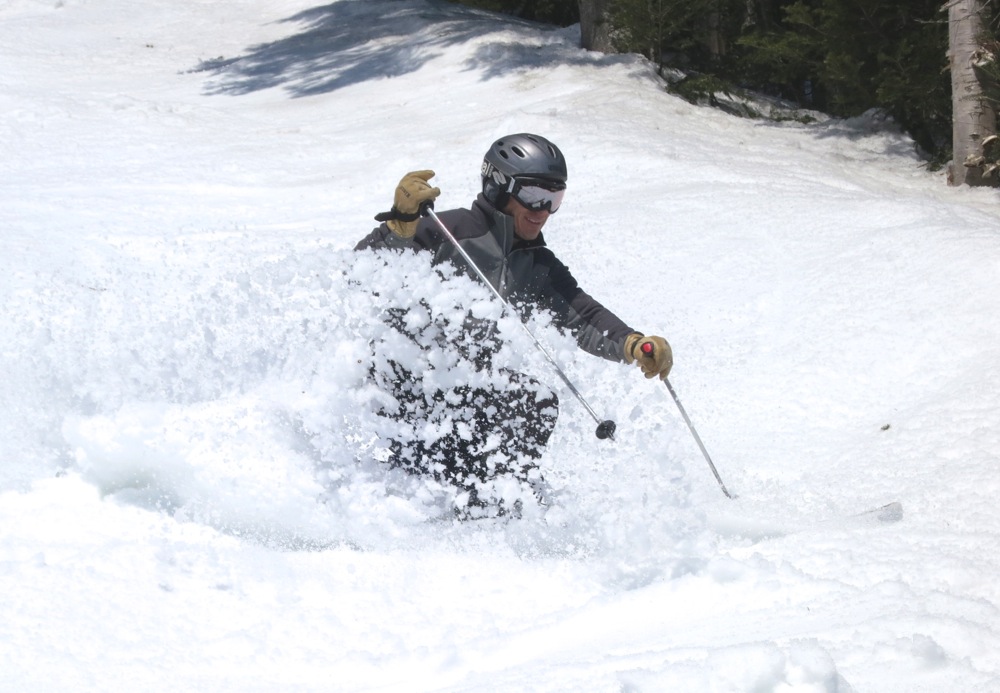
[640,341,653,357]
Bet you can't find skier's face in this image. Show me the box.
[505,197,550,241]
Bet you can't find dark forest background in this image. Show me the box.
[451,0,1000,170]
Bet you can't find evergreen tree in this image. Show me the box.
[608,0,700,67]
[446,0,1000,170]
[445,0,578,26]
[739,0,951,159]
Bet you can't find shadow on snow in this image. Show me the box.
[191,0,634,98]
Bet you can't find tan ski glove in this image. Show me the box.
[624,333,673,380]
[374,170,441,239]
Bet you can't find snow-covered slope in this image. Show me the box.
[3,1,999,690]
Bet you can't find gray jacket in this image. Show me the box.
[355,194,635,362]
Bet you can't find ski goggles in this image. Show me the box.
[509,178,566,213]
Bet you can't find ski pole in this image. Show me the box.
[423,206,616,441]
[639,342,735,499]
[664,378,735,499]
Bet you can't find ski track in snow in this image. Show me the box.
[2,0,1000,691]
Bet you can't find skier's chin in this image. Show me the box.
[515,223,543,241]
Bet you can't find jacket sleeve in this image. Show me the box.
[355,215,457,255]
[354,223,421,251]
[541,255,636,363]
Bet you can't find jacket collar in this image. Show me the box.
[473,194,547,252]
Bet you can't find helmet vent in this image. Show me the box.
[511,145,527,158]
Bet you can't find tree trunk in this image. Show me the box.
[703,4,725,59]
[747,0,777,31]
[579,0,615,52]
[948,0,998,186]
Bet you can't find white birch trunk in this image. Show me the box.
[948,0,998,186]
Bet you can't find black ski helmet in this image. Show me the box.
[481,133,567,208]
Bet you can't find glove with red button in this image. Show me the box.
[624,333,673,380]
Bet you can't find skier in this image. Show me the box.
[355,133,672,515]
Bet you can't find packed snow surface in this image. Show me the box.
[3,0,1000,691]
